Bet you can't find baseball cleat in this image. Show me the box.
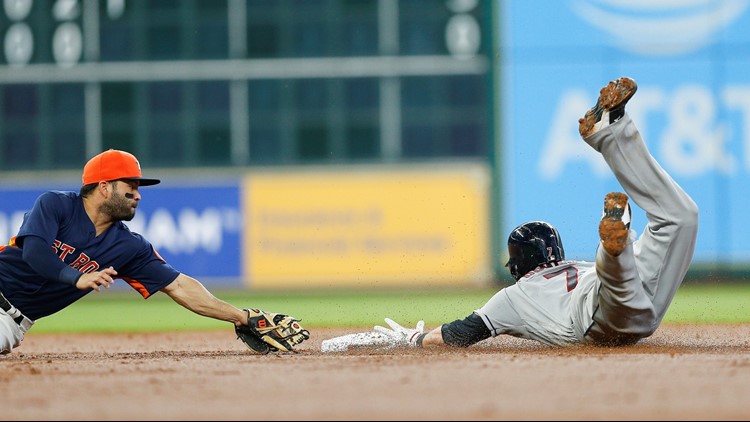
[599,192,631,256]
[578,77,638,138]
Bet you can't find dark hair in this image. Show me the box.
[80,183,98,198]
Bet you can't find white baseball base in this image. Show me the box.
[320,331,394,353]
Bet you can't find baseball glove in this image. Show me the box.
[235,308,310,354]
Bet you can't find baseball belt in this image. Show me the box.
[0,292,33,332]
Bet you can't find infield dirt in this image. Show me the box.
[1,324,749,420]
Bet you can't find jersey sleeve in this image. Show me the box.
[474,288,528,337]
[21,235,82,285]
[14,191,82,285]
[118,233,180,299]
[15,191,71,246]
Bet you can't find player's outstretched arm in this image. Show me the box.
[375,315,491,349]
[160,273,246,326]
[321,318,448,353]
[161,274,310,353]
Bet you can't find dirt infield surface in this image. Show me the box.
[1,324,748,421]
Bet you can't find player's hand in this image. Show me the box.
[373,318,425,347]
[76,266,118,291]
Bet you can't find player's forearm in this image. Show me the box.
[424,314,492,348]
[420,327,446,347]
[161,274,245,326]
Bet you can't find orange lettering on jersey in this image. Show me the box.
[70,253,91,269]
[80,262,100,273]
[58,244,75,260]
[52,240,76,260]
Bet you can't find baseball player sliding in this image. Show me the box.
[0,149,308,354]
[323,76,699,352]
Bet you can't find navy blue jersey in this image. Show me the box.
[0,190,180,320]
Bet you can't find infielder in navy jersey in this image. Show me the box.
[0,149,306,354]
[323,76,699,352]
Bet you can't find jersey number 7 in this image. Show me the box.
[543,267,579,292]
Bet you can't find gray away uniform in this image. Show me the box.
[476,113,699,346]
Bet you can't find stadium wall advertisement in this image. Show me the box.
[0,163,492,288]
[243,165,491,288]
[499,1,750,266]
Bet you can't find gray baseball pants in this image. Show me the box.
[583,113,699,345]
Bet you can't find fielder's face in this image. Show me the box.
[100,180,140,221]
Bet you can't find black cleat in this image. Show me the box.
[599,192,631,256]
[579,77,638,138]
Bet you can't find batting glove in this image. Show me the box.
[373,317,425,348]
